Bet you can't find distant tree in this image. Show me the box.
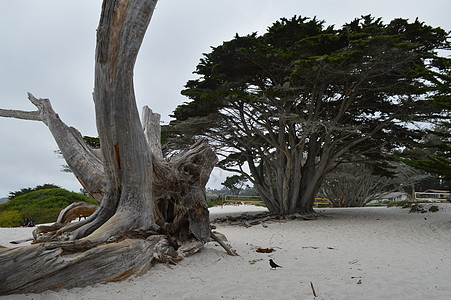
[412,172,451,191]
[319,163,432,207]
[8,184,60,200]
[172,15,450,214]
[240,185,259,196]
[399,121,451,184]
[221,175,249,195]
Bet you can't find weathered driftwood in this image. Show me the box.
[211,211,318,227]
[0,0,220,295]
[56,202,98,224]
[210,231,239,256]
[9,238,33,245]
[0,235,177,294]
[31,202,98,243]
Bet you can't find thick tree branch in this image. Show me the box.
[0,108,41,121]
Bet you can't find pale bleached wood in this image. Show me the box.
[210,231,239,256]
[0,0,219,295]
[0,235,181,294]
[0,93,106,203]
[56,202,98,224]
[0,108,41,121]
[143,106,163,159]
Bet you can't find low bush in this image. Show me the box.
[386,201,443,213]
[0,188,98,227]
[0,210,23,227]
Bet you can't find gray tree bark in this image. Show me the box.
[0,94,106,203]
[0,0,218,294]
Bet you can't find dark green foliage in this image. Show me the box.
[0,188,98,227]
[0,210,23,228]
[206,199,224,207]
[429,205,440,212]
[172,15,450,214]
[83,136,101,148]
[221,175,248,195]
[7,184,60,200]
[399,111,451,183]
[397,47,450,181]
[399,141,451,184]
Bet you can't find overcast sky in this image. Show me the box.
[0,0,450,197]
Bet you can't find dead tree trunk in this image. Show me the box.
[0,0,218,295]
[0,93,106,203]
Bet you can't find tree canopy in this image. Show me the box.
[399,93,451,183]
[319,161,433,207]
[7,183,60,200]
[171,15,451,214]
[221,175,249,195]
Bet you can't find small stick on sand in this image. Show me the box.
[9,238,33,244]
[210,230,239,256]
[310,281,317,297]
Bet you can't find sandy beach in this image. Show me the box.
[1,203,450,299]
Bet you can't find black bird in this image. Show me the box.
[269,259,282,269]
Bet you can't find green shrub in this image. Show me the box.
[409,203,427,213]
[387,201,442,213]
[429,205,439,212]
[0,210,23,227]
[7,184,60,200]
[207,199,224,207]
[0,188,98,227]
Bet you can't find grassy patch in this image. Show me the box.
[207,199,266,208]
[207,199,224,208]
[248,258,264,265]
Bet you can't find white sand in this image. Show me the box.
[1,204,450,299]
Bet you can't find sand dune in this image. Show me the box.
[1,204,450,299]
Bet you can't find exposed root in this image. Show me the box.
[211,211,318,227]
[0,234,192,295]
[56,202,98,224]
[32,202,99,243]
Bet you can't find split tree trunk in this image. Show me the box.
[249,146,327,215]
[0,0,218,295]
